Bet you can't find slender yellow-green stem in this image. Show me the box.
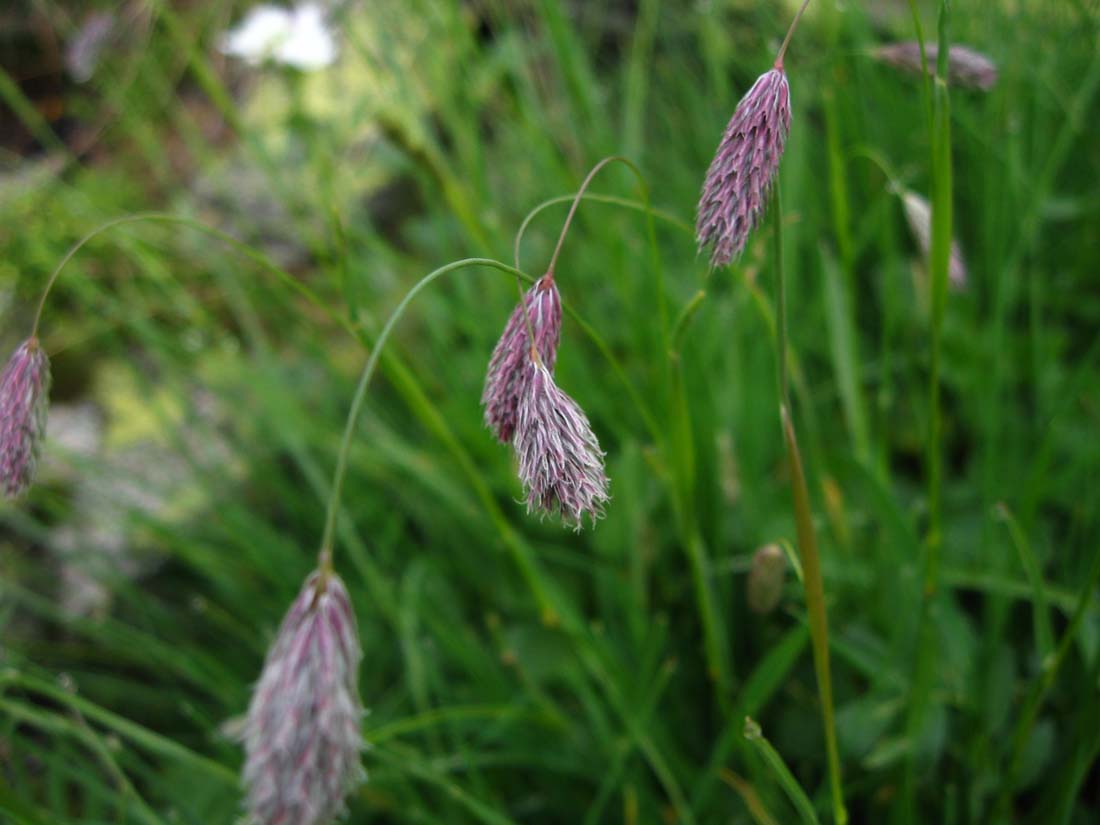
[772,188,847,824]
[774,0,814,70]
[774,190,789,406]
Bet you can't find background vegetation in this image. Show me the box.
[1,0,1098,822]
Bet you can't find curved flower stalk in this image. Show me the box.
[875,42,997,91]
[514,358,609,528]
[696,68,792,268]
[241,571,365,825]
[482,273,562,442]
[0,338,51,497]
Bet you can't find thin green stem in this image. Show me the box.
[774,0,814,70]
[904,0,935,133]
[774,189,789,406]
[29,212,347,341]
[902,3,953,819]
[782,407,846,825]
[772,189,847,824]
[545,157,621,276]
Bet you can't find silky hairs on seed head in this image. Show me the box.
[513,359,609,529]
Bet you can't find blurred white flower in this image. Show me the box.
[219,3,338,71]
[66,11,116,82]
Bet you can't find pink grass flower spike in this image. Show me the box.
[901,190,967,289]
[696,68,792,268]
[482,273,562,443]
[514,358,609,528]
[0,338,51,498]
[241,570,365,825]
[875,42,998,91]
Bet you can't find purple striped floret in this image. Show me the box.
[0,338,51,498]
[696,68,791,268]
[241,571,365,825]
[514,360,608,529]
[482,273,561,443]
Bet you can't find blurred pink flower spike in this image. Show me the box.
[241,570,365,825]
[875,42,998,91]
[901,190,968,289]
[0,338,51,498]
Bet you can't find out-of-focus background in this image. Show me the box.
[1,1,1098,823]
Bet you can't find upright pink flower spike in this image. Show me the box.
[241,570,365,825]
[696,68,792,268]
[514,358,609,529]
[482,273,561,443]
[0,338,51,498]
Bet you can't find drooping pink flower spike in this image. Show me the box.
[0,337,51,498]
[481,272,562,443]
[696,68,792,267]
[695,0,814,268]
[240,570,365,825]
[514,356,609,529]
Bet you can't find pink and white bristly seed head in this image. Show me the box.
[513,359,609,529]
[482,273,562,443]
[0,337,51,498]
[241,570,365,825]
[696,68,792,268]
